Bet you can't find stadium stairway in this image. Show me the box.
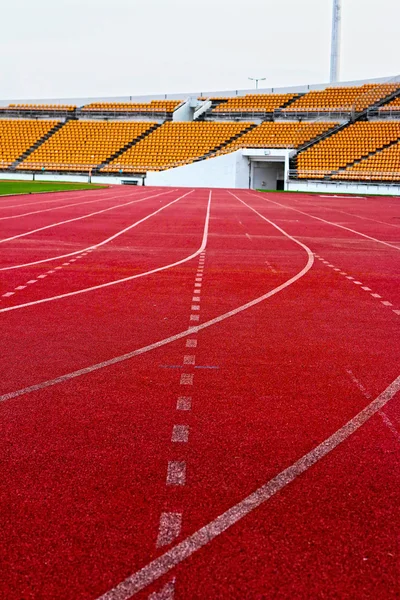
[8,120,67,171]
[198,123,258,161]
[330,134,400,178]
[361,84,400,117]
[93,122,164,173]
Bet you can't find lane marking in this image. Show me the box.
[185,340,197,348]
[0,192,314,404]
[180,374,193,386]
[381,301,393,307]
[394,310,400,316]
[27,280,37,284]
[346,276,354,280]
[346,369,372,399]
[379,412,400,442]
[191,305,200,311]
[15,286,26,290]
[96,374,400,600]
[177,397,192,411]
[192,297,200,303]
[171,425,189,443]
[0,191,207,313]
[148,579,175,600]
[194,284,201,288]
[362,287,371,291]
[255,194,400,252]
[189,315,200,322]
[1,190,173,271]
[183,356,195,365]
[37,275,47,279]
[353,281,363,285]
[166,462,186,486]
[2,292,14,297]
[245,233,252,241]
[156,514,182,548]
[371,293,382,299]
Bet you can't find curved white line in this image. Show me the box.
[0,193,312,402]
[0,190,196,313]
[254,193,400,251]
[0,189,149,221]
[0,190,174,244]
[96,373,400,600]
[0,190,174,271]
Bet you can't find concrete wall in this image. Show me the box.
[287,179,400,196]
[146,151,250,189]
[252,162,285,190]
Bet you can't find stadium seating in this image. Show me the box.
[212,93,299,114]
[103,122,253,172]
[379,96,400,113]
[216,122,340,154]
[283,84,400,114]
[18,121,156,171]
[332,141,400,181]
[0,104,76,114]
[0,119,58,168]
[81,100,181,114]
[296,121,400,178]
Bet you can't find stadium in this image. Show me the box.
[1,0,400,599]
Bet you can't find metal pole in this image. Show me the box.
[330,0,342,83]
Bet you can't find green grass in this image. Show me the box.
[0,180,107,196]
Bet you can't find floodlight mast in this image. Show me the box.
[330,0,342,83]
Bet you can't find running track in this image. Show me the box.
[1,186,399,599]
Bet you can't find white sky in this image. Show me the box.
[1,0,399,100]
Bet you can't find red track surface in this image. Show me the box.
[0,186,399,599]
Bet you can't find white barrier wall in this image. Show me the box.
[287,180,400,196]
[146,151,250,188]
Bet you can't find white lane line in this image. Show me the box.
[379,412,400,442]
[195,278,202,283]
[346,276,354,280]
[191,305,200,311]
[177,397,192,411]
[1,193,314,404]
[26,280,37,284]
[185,340,197,348]
[333,268,341,272]
[15,286,26,290]
[62,263,70,266]
[192,297,200,303]
[171,425,189,443]
[256,194,400,251]
[55,266,63,270]
[245,233,252,241]
[183,356,195,365]
[1,189,173,271]
[0,191,93,210]
[362,287,371,291]
[37,274,47,279]
[156,514,182,548]
[340,272,347,276]
[394,310,400,316]
[180,374,193,386]
[194,283,202,288]
[48,270,56,274]
[381,301,393,307]
[0,190,207,314]
[353,281,363,285]
[190,315,200,322]
[2,292,14,297]
[166,462,186,486]
[371,293,382,299]
[346,369,372,399]
[96,374,400,600]
[0,192,129,221]
[0,191,173,245]
[148,579,175,600]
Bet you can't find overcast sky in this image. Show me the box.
[1,0,399,100]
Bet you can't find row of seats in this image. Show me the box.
[18,121,156,171]
[297,121,400,178]
[0,104,76,111]
[103,122,252,172]
[379,96,400,111]
[216,122,339,153]
[81,100,181,113]
[282,84,400,113]
[212,93,298,113]
[332,141,400,181]
[0,119,57,168]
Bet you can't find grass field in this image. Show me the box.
[0,180,107,196]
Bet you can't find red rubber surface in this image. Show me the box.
[0,187,399,599]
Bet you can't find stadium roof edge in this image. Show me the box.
[1,74,399,107]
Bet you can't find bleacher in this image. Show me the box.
[332,141,400,181]
[18,121,156,172]
[282,84,400,116]
[0,119,58,169]
[103,122,253,172]
[296,121,400,179]
[211,93,299,116]
[80,100,181,117]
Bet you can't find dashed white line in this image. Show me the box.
[381,301,393,307]
[148,579,175,600]
[361,287,371,291]
[156,514,182,548]
[176,397,192,411]
[171,425,189,443]
[346,276,354,280]
[192,297,200,303]
[166,461,186,486]
[371,293,381,299]
[191,305,200,311]
[353,281,363,285]
[185,339,197,348]
[180,374,193,386]
[393,310,400,316]
[37,275,47,279]
[2,292,14,297]
[26,280,37,284]
[379,412,400,442]
[183,355,195,365]
[190,315,200,321]
[15,286,26,291]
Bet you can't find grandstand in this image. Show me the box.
[1,75,400,193]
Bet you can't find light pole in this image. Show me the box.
[248,77,266,90]
[330,0,342,83]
